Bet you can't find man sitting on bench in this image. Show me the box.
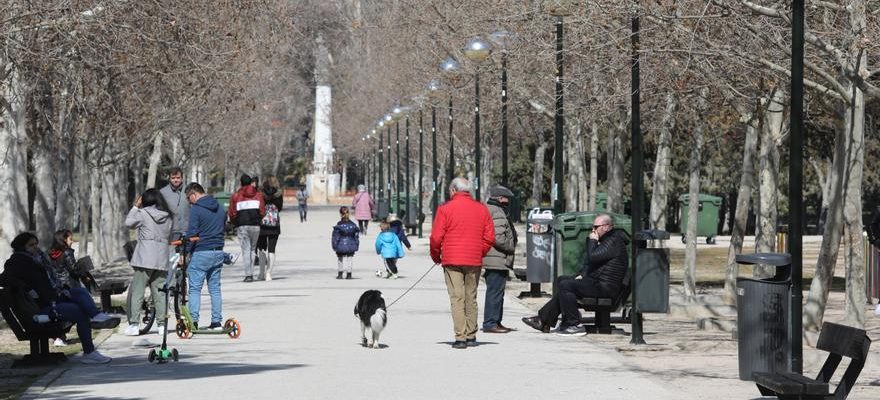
[522,213,630,336]
[0,232,118,364]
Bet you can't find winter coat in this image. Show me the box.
[429,192,495,267]
[352,191,375,221]
[160,183,190,235]
[482,202,517,271]
[0,252,59,308]
[332,219,360,256]
[389,220,411,249]
[260,186,284,236]
[47,248,80,288]
[186,195,227,253]
[296,190,309,205]
[578,228,631,296]
[125,206,173,271]
[228,185,265,227]
[375,231,404,259]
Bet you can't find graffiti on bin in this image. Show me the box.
[531,234,552,265]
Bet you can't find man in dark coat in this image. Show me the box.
[522,213,630,336]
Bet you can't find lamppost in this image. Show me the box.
[418,109,424,237]
[462,37,492,200]
[384,114,393,211]
[427,79,442,218]
[405,115,412,232]
[377,122,385,203]
[543,0,575,213]
[488,30,513,186]
[440,56,460,199]
[392,106,406,216]
[630,9,645,345]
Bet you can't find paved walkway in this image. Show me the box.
[25,208,675,399]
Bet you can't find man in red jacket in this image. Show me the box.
[430,177,495,349]
[228,174,265,282]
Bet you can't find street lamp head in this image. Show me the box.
[439,56,460,75]
[488,30,514,50]
[384,114,393,123]
[463,37,492,63]
[543,0,578,16]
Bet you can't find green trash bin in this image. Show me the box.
[679,193,722,244]
[214,191,233,211]
[551,211,633,278]
[593,192,631,213]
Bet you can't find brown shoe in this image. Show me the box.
[497,323,517,332]
[483,326,511,334]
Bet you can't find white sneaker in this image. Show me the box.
[123,324,140,336]
[53,338,67,347]
[91,312,113,323]
[389,274,399,280]
[80,350,111,364]
[155,325,166,335]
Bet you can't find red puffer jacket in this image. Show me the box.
[430,192,495,267]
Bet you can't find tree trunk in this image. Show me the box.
[77,141,90,255]
[606,109,627,214]
[649,93,675,232]
[565,122,583,211]
[588,121,598,210]
[809,158,831,233]
[32,144,56,246]
[530,136,547,208]
[0,68,29,264]
[146,131,163,189]
[842,79,867,327]
[754,88,785,277]
[723,118,759,303]
[683,123,704,300]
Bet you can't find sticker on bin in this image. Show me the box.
[528,208,554,220]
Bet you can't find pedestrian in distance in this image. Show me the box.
[352,184,375,234]
[332,206,360,279]
[257,176,283,281]
[159,167,190,239]
[297,185,309,222]
[185,182,227,330]
[123,188,174,336]
[481,185,518,334]
[375,221,404,279]
[228,174,266,282]
[429,177,495,349]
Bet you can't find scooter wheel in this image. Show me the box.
[224,318,242,339]
[171,348,179,362]
[148,349,156,363]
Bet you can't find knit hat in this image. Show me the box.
[488,185,514,199]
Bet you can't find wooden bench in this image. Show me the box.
[0,286,74,368]
[753,322,871,400]
[576,269,632,334]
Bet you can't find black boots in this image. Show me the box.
[345,272,352,280]
[336,271,343,279]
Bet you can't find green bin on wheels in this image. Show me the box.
[214,191,233,211]
[551,211,633,278]
[679,193,722,244]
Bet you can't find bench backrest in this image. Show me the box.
[817,322,871,361]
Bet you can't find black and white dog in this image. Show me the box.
[354,290,387,348]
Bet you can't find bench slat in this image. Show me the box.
[754,372,829,396]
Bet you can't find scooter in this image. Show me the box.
[171,236,242,339]
[147,239,183,363]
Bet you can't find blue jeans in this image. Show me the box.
[42,287,100,353]
[188,250,225,325]
[298,204,308,221]
[482,269,509,330]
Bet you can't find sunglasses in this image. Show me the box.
[592,224,609,229]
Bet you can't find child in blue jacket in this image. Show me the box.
[375,221,404,279]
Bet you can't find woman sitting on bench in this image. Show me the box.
[0,232,118,364]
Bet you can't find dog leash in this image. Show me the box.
[385,263,439,309]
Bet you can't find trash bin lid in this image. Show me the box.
[735,252,791,266]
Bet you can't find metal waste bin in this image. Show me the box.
[376,199,390,221]
[522,208,554,297]
[634,230,670,313]
[735,252,792,381]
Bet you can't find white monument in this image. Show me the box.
[306,35,339,204]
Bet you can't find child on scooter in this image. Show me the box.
[374,221,404,279]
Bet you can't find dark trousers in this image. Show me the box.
[482,269,509,330]
[358,219,369,233]
[538,275,610,328]
[384,258,398,274]
[298,204,307,221]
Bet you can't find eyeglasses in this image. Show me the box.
[592,224,609,230]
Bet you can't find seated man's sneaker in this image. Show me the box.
[553,325,587,337]
[522,316,550,333]
[80,350,111,364]
[123,324,140,336]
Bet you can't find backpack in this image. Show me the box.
[262,203,280,227]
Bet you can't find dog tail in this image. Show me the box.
[370,309,387,334]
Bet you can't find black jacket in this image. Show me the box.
[260,186,284,236]
[0,252,59,308]
[579,228,630,295]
